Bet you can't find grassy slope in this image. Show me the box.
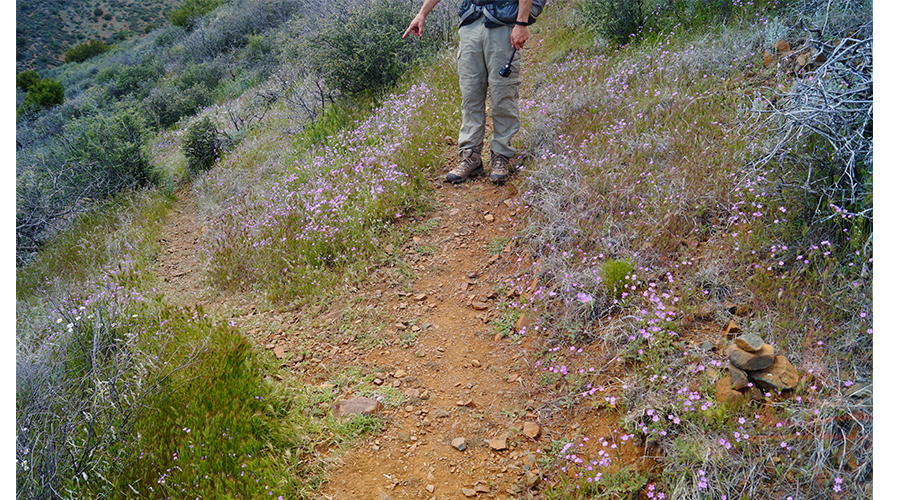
[508,2,873,498]
[16,0,873,498]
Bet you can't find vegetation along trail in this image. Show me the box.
[16,0,874,498]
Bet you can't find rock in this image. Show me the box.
[728,343,775,371]
[735,333,765,353]
[426,484,435,493]
[433,408,450,418]
[774,39,791,53]
[472,300,490,311]
[515,311,536,333]
[414,293,428,301]
[374,378,384,386]
[475,483,490,493]
[763,50,775,67]
[451,437,467,451]
[700,341,715,352]
[385,244,395,254]
[715,378,744,405]
[405,388,421,399]
[748,355,799,391]
[462,488,476,498]
[335,397,383,418]
[394,369,408,379]
[471,359,481,368]
[728,362,749,390]
[722,319,742,338]
[523,421,541,439]
[525,469,542,488]
[457,399,476,408]
[484,214,495,222]
[489,434,508,451]
[272,345,285,358]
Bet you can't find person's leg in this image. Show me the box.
[485,25,521,181]
[457,22,489,156]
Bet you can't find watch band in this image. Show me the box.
[515,21,529,26]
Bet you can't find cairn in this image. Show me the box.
[717,332,799,404]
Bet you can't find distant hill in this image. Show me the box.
[16,0,181,72]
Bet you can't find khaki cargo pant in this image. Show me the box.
[457,20,521,159]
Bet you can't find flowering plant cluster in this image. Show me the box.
[199,83,444,299]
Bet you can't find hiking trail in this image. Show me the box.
[154,161,643,500]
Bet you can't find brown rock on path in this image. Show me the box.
[715,378,744,405]
[489,434,508,451]
[523,421,541,439]
[728,362,749,390]
[774,39,791,53]
[748,355,799,391]
[728,343,775,371]
[735,333,765,353]
[722,319,742,338]
[335,397,383,418]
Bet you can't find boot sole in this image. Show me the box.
[447,166,483,183]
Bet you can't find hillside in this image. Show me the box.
[16,0,180,72]
[16,0,873,499]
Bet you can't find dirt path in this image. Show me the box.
[155,189,213,308]
[154,168,640,499]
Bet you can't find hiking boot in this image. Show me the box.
[489,151,510,184]
[446,149,483,183]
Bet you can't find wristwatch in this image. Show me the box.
[515,21,529,26]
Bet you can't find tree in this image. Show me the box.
[64,40,110,64]
[16,70,40,92]
[21,78,65,112]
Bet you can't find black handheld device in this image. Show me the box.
[499,48,517,78]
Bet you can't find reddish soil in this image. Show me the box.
[155,160,646,499]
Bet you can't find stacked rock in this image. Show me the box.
[726,333,799,393]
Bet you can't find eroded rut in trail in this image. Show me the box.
[155,167,642,500]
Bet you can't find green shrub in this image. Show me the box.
[144,83,211,128]
[579,0,644,45]
[306,0,443,96]
[93,7,103,16]
[64,39,110,63]
[20,78,65,112]
[169,0,223,29]
[63,106,157,188]
[175,62,223,91]
[16,70,40,92]
[183,116,225,174]
[102,60,164,98]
